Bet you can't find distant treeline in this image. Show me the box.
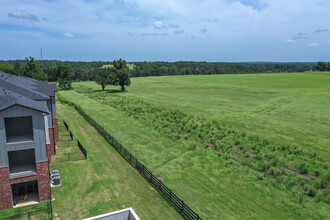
[131,61,316,77]
[0,59,327,81]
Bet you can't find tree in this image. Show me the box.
[328,62,330,71]
[57,64,73,90]
[112,59,131,91]
[0,63,14,74]
[23,57,46,80]
[46,65,59,82]
[93,67,115,91]
[315,62,327,71]
[13,61,22,76]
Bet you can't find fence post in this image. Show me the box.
[28,212,31,220]
[50,198,54,220]
[170,189,172,201]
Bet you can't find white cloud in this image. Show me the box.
[2,0,330,61]
[309,42,320,47]
[154,21,164,29]
[285,39,296,44]
[64,32,74,38]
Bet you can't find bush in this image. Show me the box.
[268,167,283,176]
[58,78,72,90]
[306,185,317,197]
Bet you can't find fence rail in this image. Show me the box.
[58,95,202,220]
[0,202,52,220]
[77,140,87,159]
[63,120,68,131]
[62,120,87,160]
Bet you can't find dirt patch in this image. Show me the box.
[158,168,178,180]
[208,143,216,150]
[284,168,313,180]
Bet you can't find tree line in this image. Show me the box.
[1,58,329,89]
[314,62,330,71]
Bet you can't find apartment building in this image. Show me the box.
[0,72,58,210]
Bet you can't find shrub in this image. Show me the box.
[298,162,308,174]
[306,185,317,197]
[257,174,263,181]
[268,167,283,176]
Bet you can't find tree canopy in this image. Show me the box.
[23,57,47,80]
[314,62,329,71]
[93,59,131,91]
[57,64,73,90]
[112,59,131,91]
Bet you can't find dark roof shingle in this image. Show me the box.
[0,72,56,113]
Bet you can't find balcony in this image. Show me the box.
[5,116,34,143]
[8,149,37,178]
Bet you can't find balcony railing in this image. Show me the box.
[9,164,37,178]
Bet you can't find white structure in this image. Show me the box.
[83,208,140,220]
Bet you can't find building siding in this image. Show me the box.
[51,96,57,118]
[0,105,48,167]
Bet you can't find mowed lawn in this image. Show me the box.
[50,103,182,220]
[59,73,330,219]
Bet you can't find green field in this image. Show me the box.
[49,103,182,220]
[59,73,330,219]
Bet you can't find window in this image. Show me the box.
[8,149,37,178]
[4,116,34,143]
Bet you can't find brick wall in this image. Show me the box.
[10,175,37,184]
[47,127,55,162]
[36,161,51,202]
[0,167,13,210]
[53,118,59,142]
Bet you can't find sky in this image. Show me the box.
[0,0,329,62]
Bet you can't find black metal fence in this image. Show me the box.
[0,202,52,220]
[77,140,87,159]
[58,95,202,220]
[63,120,68,131]
[62,120,87,160]
[52,151,86,163]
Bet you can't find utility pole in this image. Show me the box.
[40,48,43,60]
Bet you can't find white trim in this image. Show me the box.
[83,208,140,220]
[44,114,50,144]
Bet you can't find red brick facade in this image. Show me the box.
[0,162,51,210]
[46,127,56,162]
[10,175,37,184]
[53,118,59,142]
[0,167,12,210]
[36,161,51,202]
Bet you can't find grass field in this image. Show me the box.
[0,202,51,219]
[50,103,182,220]
[59,73,330,219]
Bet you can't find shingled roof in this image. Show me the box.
[0,72,57,112]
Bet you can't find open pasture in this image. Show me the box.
[59,72,330,219]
